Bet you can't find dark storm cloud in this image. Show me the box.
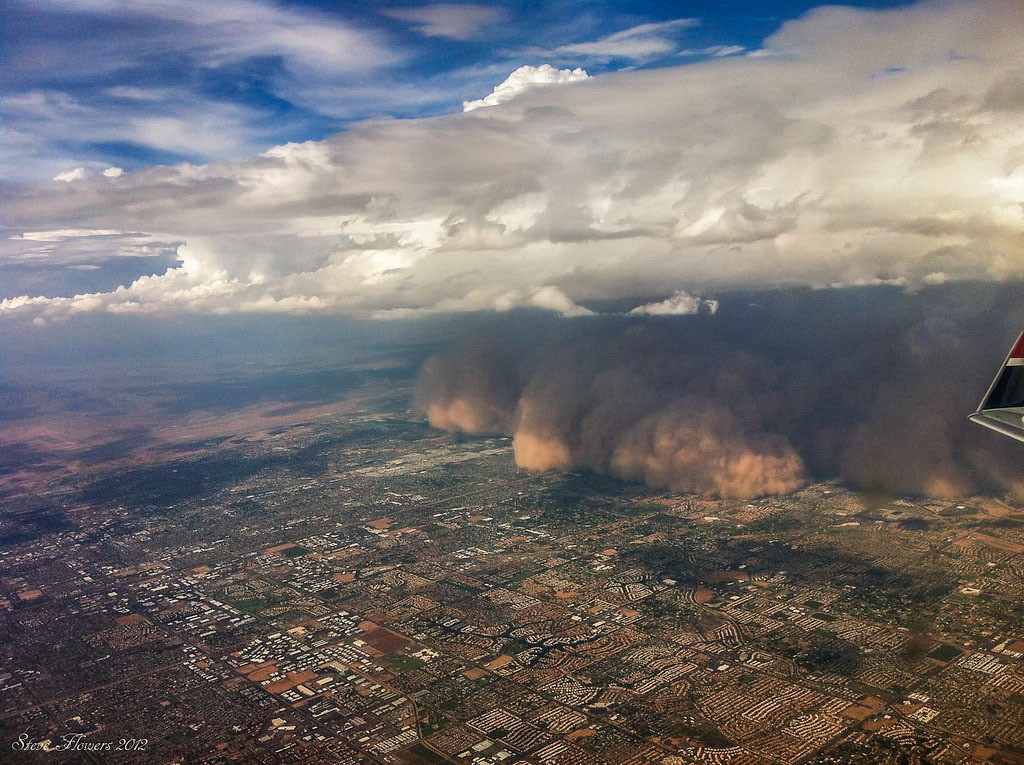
[416,283,1024,499]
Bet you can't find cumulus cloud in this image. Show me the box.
[1,1,1023,320]
[415,284,1024,499]
[528,286,595,317]
[462,64,590,111]
[384,4,505,40]
[630,290,718,316]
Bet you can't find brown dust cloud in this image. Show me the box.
[415,283,1024,500]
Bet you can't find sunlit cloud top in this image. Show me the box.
[3,0,1022,321]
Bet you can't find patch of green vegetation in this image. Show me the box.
[379,654,426,673]
[795,635,862,676]
[682,726,733,748]
[502,638,534,655]
[977,516,1024,529]
[939,505,975,517]
[282,545,309,558]
[221,592,291,614]
[927,644,963,662]
[640,596,699,626]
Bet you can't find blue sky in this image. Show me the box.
[2,0,919,181]
[1,0,1022,321]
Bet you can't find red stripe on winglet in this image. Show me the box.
[1012,333,1024,359]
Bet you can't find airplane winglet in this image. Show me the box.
[971,330,1024,442]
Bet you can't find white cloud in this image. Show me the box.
[463,64,589,111]
[630,291,718,316]
[14,229,122,241]
[384,4,504,40]
[679,45,745,58]
[0,89,271,182]
[708,45,744,57]
[128,113,257,158]
[3,1,1024,320]
[52,167,86,182]
[529,286,595,317]
[103,167,124,177]
[33,0,395,76]
[105,86,175,102]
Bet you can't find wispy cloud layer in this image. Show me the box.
[553,18,699,63]
[25,0,395,75]
[2,0,397,180]
[384,3,505,40]
[2,1,1023,321]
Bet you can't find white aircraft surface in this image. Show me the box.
[971,331,1024,442]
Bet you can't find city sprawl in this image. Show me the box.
[3,404,1024,764]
